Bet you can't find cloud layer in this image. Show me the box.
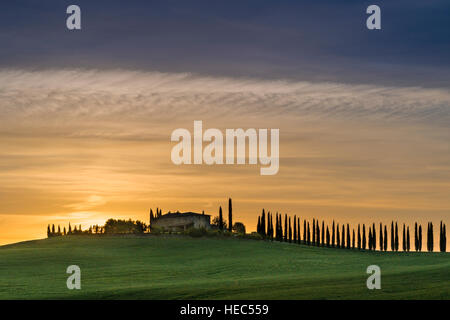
[0,69,449,129]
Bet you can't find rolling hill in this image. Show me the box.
[0,235,448,299]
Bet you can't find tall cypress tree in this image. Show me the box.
[395,222,399,251]
[419,225,422,251]
[414,222,418,251]
[293,215,297,243]
[228,198,233,232]
[219,206,224,231]
[261,209,266,237]
[368,228,372,250]
[406,226,410,252]
[322,221,325,246]
[384,225,388,251]
[332,221,335,247]
[312,219,316,246]
[352,229,355,249]
[362,224,366,250]
[391,221,395,251]
[428,222,434,252]
[346,224,350,249]
[442,224,446,252]
[326,226,330,247]
[307,222,311,245]
[297,217,301,244]
[316,222,320,246]
[47,225,51,238]
[357,224,361,250]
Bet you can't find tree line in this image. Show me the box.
[47,218,148,237]
[256,210,447,252]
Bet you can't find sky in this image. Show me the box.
[0,1,449,246]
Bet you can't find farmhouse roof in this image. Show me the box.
[159,211,210,219]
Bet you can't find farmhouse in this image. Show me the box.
[150,211,211,232]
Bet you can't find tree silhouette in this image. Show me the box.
[415,222,418,251]
[307,222,311,245]
[383,225,388,251]
[219,206,224,231]
[419,225,423,252]
[427,222,434,252]
[341,224,345,249]
[362,224,366,250]
[395,222,399,251]
[326,226,330,247]
[228,198,233,232]
[357,224,361,250]
[288,217,292,243]
[332,221,335,247]
[293,215,297,243]
[322,221,325,247]
[391,221,395,251]
[352,229,355,249]
[312,219,316,246]
[406,226,410,252]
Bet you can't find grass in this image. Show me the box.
[0,235,448,299]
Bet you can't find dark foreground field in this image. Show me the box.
[0,235,448,299]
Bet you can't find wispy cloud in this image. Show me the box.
[0,69,449,130]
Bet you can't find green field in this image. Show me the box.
[0,235,448,299]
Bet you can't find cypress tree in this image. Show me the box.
[261,209,266,237]
[442,224,446,252]
[352,229,355,249]
[428,222,433,252]
[52,224,55,235]
[419,225,422,251]
[219,206,224,231]
[384,225,388,251]
[395,222,399,251]
[293,215,297,243]
[368,228,372,250]
[357,224,361,250]
[332,221,335,247]
[312,219,316,246]
[362,224,366,250]
[346,224,350,249]
[341,224,345,249]
[63,227,66,236]
[228,198,232,232]
[307,222,311,245]
[321,221,325,246]
[68,222,72,235]
[414,222,418,251]
[47,225,51,238]
[402,224,406,252]
[297,217,301,244]
[326,226,330,247]
[316,222,320,246]
[391,221,395,251]
[407,226,410,252]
